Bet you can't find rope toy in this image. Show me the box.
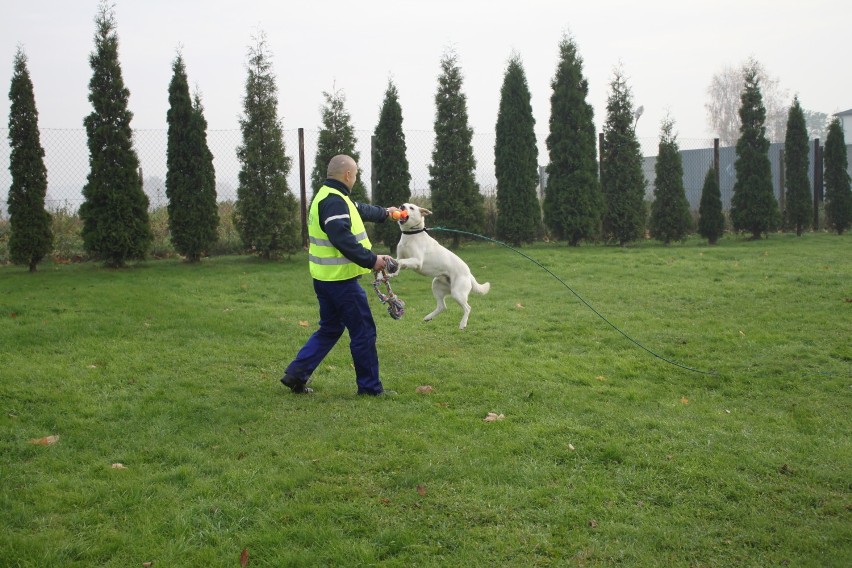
[372,258,405,319]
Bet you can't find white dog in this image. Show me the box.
[394,203,490,329]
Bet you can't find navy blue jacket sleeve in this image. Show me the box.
[355,202,390,224]
[318,195,385,269]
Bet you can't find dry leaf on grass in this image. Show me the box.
[298,321,309,328]
[568,444,575,451]
[28,435,59,445]
[415,385,434,394]
[240,547,249,567]
[595,375,606,381]
[515,303,524,309]
[588,519,598,528]
[680,397,689,405]
[111,463,127,469]
[483,412,505,422]
[416,484,427,496]
[142,562,153,568]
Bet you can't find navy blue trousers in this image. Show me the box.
[285,277,383,395]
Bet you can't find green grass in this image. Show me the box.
[1,233,850,567]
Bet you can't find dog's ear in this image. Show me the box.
[421,208,433,216]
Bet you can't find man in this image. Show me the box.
[281,154,400,396]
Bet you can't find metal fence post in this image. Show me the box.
[813,138,821,230]
[713,138,720,189]
[298,128,307,249]
[779,148,786,224]
[371,135,376,202]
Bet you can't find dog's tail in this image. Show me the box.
[471,277,490,295]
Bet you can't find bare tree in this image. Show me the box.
[803,109,829,140]
[705,58,789,145]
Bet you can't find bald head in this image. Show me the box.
[327,154,358,189]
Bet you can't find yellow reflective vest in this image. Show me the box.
[308,185,372,281]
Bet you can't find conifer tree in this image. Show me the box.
[601,67,646,245]
[234,33,299,259]
[495,53,540,246]
[698,167,725,245]
[7,46,52,272]
[543,34,602,246]
[311,88,368,203]
[823,118,852,235]
[730,60,780,239]
[649,117,692,244]
[191,93,218,243]
[80,2,151,267]
[428,50,484,249]
[783,96,812,236]
[372,79,411,253]
[166,53,218,262]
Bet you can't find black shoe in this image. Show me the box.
[281,374,313,394]
[359,389,397,397]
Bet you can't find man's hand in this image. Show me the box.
[373,254,394,271]
[387,206,408,221]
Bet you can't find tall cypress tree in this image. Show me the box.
[649,118,692,244]
[80,2,151,267]
[372,79,411,253]
[495,53,540,246]
[698,167,725,245]
[166,53,218,262]
[234,32,299,259]
[601,67,646,245]
[429,50,484,249]
[783,96,812,236]
[190,93,218,250]
[311,88,368,203]
[543,34,602,246]
[7,46,52,272]
[823,118,852,235]
[730,60,780,239]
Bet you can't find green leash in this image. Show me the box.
[429,227,715,376]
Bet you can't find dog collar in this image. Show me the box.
[401,227,428,235]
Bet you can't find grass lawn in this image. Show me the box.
[1,233,850,567]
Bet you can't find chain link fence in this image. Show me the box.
[0,128,501,217]
[1,128,843,219]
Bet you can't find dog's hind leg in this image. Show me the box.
[424,276,450,323]
[450,279,473,330]
[456,300,472,329]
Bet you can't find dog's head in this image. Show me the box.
[397,203,431,231]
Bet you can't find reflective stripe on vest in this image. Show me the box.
[308,186,372,281]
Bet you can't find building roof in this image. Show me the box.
[834,108,852,117]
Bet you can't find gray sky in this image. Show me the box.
[1,0,849,144]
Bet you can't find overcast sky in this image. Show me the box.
[1,0,849,146]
